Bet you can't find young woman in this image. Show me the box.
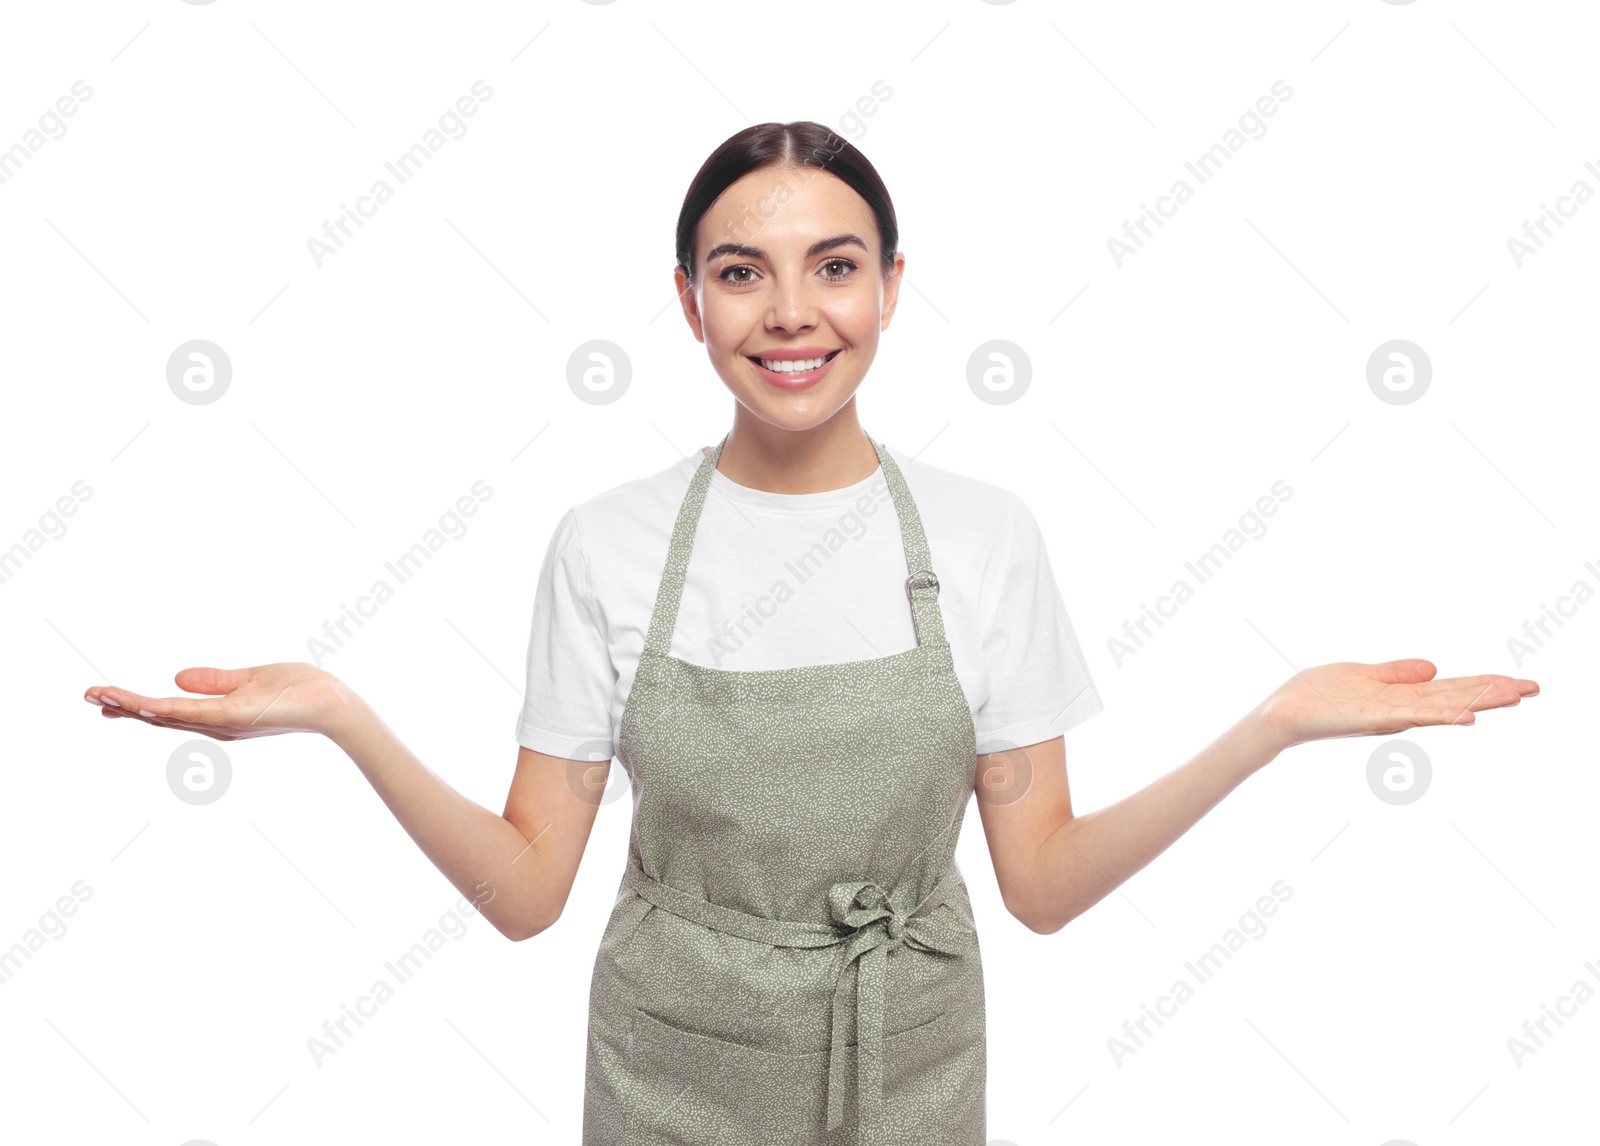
[83,121,1538,1144]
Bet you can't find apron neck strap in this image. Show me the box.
[639,430,948,659]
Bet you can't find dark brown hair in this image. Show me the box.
[674,121,899,283]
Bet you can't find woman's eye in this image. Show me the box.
[716,259,855,285]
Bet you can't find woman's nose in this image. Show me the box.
[766,279,817,330]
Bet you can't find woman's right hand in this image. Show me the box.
[84,663,355,741]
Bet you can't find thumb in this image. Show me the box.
[173,666,251,695]
[1363,658,1437,685]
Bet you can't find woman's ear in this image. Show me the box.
[674,265,705,344]
[880,250,906,331]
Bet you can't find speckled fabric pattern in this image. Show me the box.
[580,433,986,1144]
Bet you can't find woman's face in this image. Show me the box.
[676,166,904,433]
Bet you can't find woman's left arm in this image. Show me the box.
[976,658,1538,935]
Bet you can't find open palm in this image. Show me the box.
[1259,658,1538,748]
[84,663,349,741]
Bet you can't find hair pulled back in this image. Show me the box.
[674,121,898,283]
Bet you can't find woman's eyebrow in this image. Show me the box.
[704,233,869,263]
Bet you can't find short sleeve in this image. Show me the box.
[515,509,618,758]
[974,494,1103,752]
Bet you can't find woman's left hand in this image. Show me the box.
[1256,658,1539,751]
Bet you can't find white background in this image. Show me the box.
[2,1,1594,1142]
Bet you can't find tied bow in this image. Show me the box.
[822,877,967,1139]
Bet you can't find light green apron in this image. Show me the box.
[580,432,986,1144]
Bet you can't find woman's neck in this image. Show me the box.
[714,402,881,494]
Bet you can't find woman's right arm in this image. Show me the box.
[327,693,605,941]
[85,663,605,943]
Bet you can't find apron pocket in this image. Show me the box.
[626,1006,822,1143]
[625,1005,957,1142]
[881,1006,983,1136]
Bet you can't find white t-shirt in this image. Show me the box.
[516,441,1103,760]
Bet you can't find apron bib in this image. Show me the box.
[579,432,985,1145]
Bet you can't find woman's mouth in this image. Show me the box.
[745,349,841,390]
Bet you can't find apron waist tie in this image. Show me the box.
[620,856,971,1143]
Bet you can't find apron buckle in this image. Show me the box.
[905,568,939,600]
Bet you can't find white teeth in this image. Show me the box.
[758,354,832,373]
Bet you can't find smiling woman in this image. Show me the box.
[664,121,907,493]
[84,119,1539,1146]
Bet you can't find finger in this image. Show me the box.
[1383,703,1473,728]
[1425,684,1523,721]
[92,685,198,719]
[1432,674,1539,697]
[1405,674,1540,703]
[91,686,234,725]
[89,686,150,713]
[1361,658,1438,685]
[173,666,252,696]
[92,688,165,717]
[1408,674,1519,699]
[99,703,242,738]
[137,694,240,725]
